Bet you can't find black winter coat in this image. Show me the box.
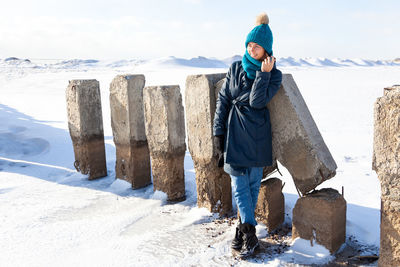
[213,60,282,169]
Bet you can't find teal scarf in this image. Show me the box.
[242,50,262,80]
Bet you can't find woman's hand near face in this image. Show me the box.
[261,56,275,72]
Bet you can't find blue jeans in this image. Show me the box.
[230,167,263,226]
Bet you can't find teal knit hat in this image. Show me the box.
[245,13,273,56]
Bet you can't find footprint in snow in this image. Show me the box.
[0,132,50,157]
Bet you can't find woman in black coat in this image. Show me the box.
[213,12,282,257]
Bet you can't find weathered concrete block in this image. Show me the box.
[255,178,284,232]
[109,74,151,189]
[143,85,186,201]
[66,80,107,179]
[292,188,346,253]
[267,74,337,194]
[372,85,400,267]
[185,73,232,216]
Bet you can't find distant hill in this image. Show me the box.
[145,56,228,68]
[222,55,242,65]
[145,56,400,68]
[2,56,400,70]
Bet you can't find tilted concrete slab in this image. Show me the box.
[267,74,337,194]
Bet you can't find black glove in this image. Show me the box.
[213,135,225,168]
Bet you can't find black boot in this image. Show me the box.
[231,221,244,250]
[239,223,259,257]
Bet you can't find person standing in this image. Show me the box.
[213,12,283,257]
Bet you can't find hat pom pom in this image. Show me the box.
[255,12,269,25]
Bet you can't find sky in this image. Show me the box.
[1,0,399,60]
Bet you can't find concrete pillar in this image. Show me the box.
[109,75,151,189]
[185,74,232,216]
[143,85,186,201]
[292,188,346,253]
[66,79,107,179]
[267,74,337,195]
[255,178,284,232]
[372,85,400,267]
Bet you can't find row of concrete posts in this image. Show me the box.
[66,72,347,255]
[66,76,186,201]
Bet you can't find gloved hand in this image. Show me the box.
[213,135,225,168]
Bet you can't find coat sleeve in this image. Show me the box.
[213,65,233,136]
[249,67,283,109]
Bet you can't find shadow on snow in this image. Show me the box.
[0,103,198,206]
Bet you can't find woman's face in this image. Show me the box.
[247,42,266,61]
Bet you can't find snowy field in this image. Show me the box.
[0,56,399,266]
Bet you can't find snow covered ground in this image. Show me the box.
[0,56,399,266]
